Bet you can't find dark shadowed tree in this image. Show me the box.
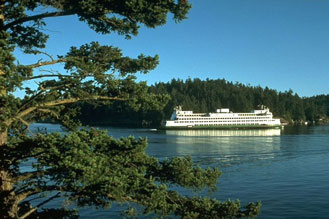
[0,1,261,218]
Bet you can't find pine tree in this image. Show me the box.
[0,1,261,218]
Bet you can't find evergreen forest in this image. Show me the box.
[79,78,329,128]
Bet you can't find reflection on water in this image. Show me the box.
[171,135,281,165]
[161,129,284,167]
[158,129,282,169]
[165,129,281,137]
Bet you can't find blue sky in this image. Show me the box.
[16,0,329,97]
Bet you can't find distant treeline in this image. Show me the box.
[78,78,329,127]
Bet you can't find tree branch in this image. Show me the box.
[25,58,66,70]
[5,96,124,127]
[39,83,71,91]
[18,118,35,136]
[26,73,71,80]
[37,108,60,119]
[13,170,46,184]
[18,90,45,112]
[3,11,74,30]
[16,185,61,200]
[19,192,61,219]
[15,189,40,204]
[29,50,56,61]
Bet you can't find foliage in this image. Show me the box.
[0,0,261,218]
[79,78,329,127]
[2,129,260,218]
[151,78,329,124]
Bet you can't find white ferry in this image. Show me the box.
[162,105,282,129]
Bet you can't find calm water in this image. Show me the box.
[29,124,329,218]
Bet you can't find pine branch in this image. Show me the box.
[25,58,66,70]
[16,185,61,200]
[18,118,34,136]
[19,192,61,219]
[3,11,74,30]
[29,50,56,61]
[26,73,72,80]
[37,108,60,119]
[18,90,45,112]
[5,96,124,126]
[15,189,41,204]
[13,171,46,184]
[39,83,71,91]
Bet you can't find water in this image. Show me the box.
[28,124,329,218]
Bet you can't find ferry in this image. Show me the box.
[161,105,282,129]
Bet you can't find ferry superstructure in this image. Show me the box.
[162,106,281,129]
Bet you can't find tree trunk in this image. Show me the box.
[0,129,8,146]
[1,130,19,219]
[0,171,18,218]
[1,5,18,218]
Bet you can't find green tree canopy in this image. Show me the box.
[0,1,261,218]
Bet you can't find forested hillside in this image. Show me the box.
[79,78,329,127]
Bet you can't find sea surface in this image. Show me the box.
[28,124,329,218]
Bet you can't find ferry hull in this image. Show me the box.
[159,124,282,130]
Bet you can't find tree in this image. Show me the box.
[0,1,261,218]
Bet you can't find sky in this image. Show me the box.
[16,0,329,97]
